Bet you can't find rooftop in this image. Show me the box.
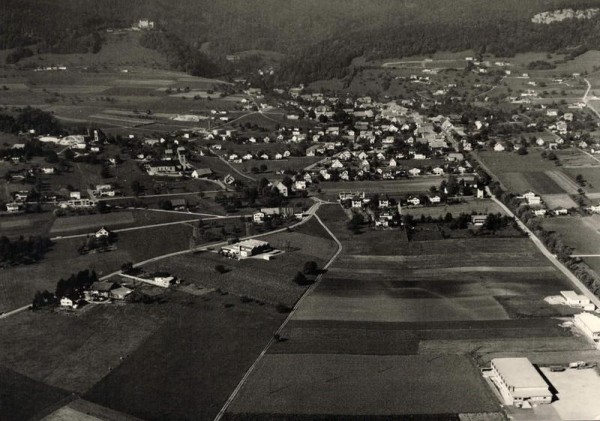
[576,312,600,332]
[492,357,549,390]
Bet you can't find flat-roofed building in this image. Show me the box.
[574,312,600,347]
[220,239,271,259]
[561,290,592,307]
[490,357,552,407]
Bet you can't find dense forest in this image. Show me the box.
[4,0,600,82]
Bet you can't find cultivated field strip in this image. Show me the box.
[227,354,499,416]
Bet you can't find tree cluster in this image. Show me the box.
[0,236,53,266]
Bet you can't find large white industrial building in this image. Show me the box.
[574,312,600,347]
[490,358,553,407]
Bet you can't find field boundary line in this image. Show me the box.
[213,203,343,421]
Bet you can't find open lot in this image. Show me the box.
[227,354,500,417]
[538,366,600,421]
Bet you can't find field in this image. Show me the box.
[0,305,164,393]
[0,222,194,312]
[0,366,71,421]
[476,150,566,194]
[563,167,600,193]
[541,194,578,209]
[143,218,338,307]
[543,215,600,255]
[317,177,473,198]
[555,148,600,168]
[227,354,499,417]
[0,290,286,421]
[84,292,284,421]
[222,202,587,419]
[401,199,504,218]
[50,211,135,234]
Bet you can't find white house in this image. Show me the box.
[432,167,444,176]
[331,159,344,169]
[389,158,397,167]
[490,358,552,407]
[494,143,505,152]
[60,297,75,308]
[274,182,289,197]
[253,211,265,223]
[429,195,441,204]
[294,180,307,191]
[408,168,421,176]
[95,227,110,239]
[407,197,420,206]
[523,191,541,206]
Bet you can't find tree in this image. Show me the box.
[303,261,318,275]
[214,264,227,274]
[576,174,585,186]
[131,180,143,196]
[292,271,310,285]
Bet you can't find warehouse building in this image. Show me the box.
[220,239,271,259]
[490,358,553,408]
[574,312,600,347]
[561,290,594,310]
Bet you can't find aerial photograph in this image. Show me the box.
[2,0,600,420]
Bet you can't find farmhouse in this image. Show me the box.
[220,239,271,259]
[574,313,600,346]
[490,358,553,407]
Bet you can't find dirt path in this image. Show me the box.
[213,203,343,421]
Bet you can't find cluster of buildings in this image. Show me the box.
[219,239,272,259]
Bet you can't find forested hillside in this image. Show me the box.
[3,0,600,82]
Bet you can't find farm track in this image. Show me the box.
[213,203,343,421]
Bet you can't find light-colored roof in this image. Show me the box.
[576,312,600,332]
[239,239,269,248]
[492,358,549,390]
[561,290,586,300]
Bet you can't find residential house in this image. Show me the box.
[494,143,505,152]
[95,227,111,239]
[275,182,289,197]
[407,196,421,206]
[253,211,265,223]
